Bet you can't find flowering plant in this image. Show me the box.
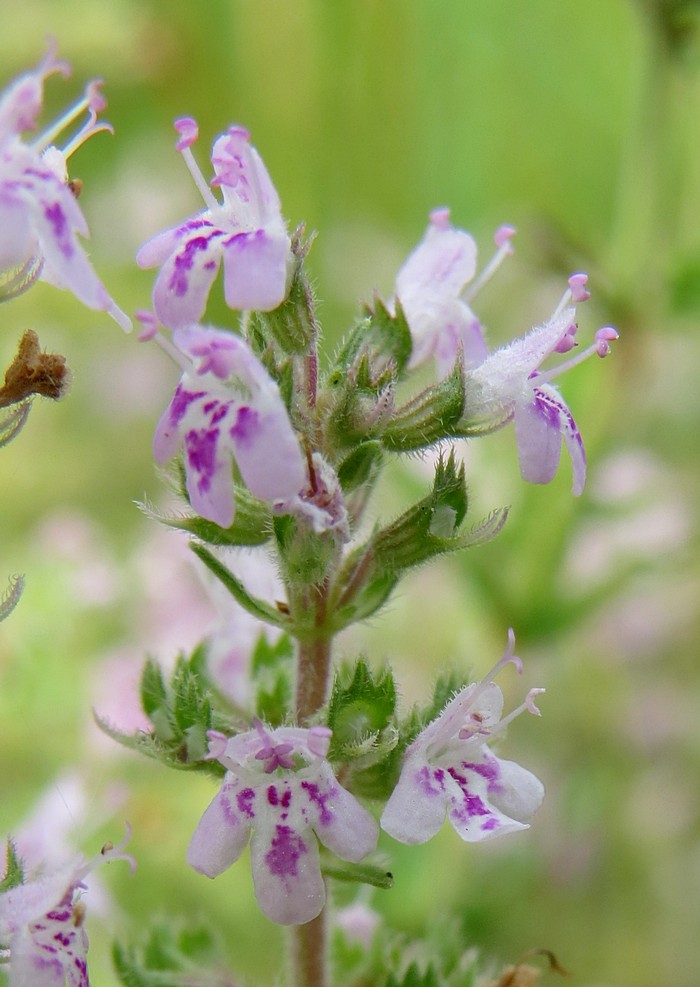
[1,44,620,987]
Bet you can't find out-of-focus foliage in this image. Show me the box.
[1,1,700,985]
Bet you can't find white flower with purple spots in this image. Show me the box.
[187,722,379,925]
[394,209,515,377]
[380,630,545,846]
[153,324,306,528]
[465,274,618,495]
[0,832,134,987]
[0,42,130,329]
[136,118,292,329]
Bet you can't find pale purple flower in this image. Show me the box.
[394,209,515,377]
[152,324,306,528]
[0,42,130,329]
[188,722,378,925]
[381,630,545,845]
[136,118,291,329]
[465,275,618,495]
[0,832,134,987]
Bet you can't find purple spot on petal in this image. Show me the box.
[169,236,212,296]
[185,427,219,494]
[415,764,445,797]
[532,389,561,429]
[168,384,207,429]
[43,202,72,258]
[481,818,500,831]
[300,780,334,826]
[264,824,307,878]
[236,787,255,818]
[230,405,260,447]
[461,756,503,793]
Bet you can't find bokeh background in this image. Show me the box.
[2,1,700,984]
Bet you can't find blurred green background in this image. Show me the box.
[2,1,700,984]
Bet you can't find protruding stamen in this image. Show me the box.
[535,325,619,384]
[174,116,198,151]
[428,207,451,231]
[554,322,578,354]
[568,272,590,303]
[483,687,546,741]
[31,79,109,154]
[175,117,221,214]
[462,628,523,721]
[308,725,332,758]
[594,326,618,357]
[494,224,516,253]
[205,729,229,760]
[525,687,546,716]
[551,270,590,320]
[95,821,137,874]
[462,224,516,304]
[135,309,158,341]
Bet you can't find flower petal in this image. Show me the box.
[513,389,563,485]
[229,401,305,502]
[249,821,325,925]
[187,781,252,878]
[221,226,290,311]
[183,419,236,528]
[306,763,378,861]
[151,228,224,329]
[380,762,448,845]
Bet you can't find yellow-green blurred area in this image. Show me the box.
[1,1,700,984]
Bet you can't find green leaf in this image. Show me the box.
[0,839,24,893]
[190,542,286,628]
[322,859,394,889]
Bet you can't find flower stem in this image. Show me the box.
[290,902,328,987]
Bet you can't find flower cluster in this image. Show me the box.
[393,210,618,494]
[186,634,543,924]
[0,42,129,329]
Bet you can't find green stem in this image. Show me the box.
[290,585,332,987]
[290,903,328,987]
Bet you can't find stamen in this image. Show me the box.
[491,687,546,736]
[462,224,516,304]
[136,312,195,374]
[307,725,332,758]
[428,207,451,230]
[594,326,618,357]
[460,628,522,722]
[553,322,578,354]
[31,80,108,153]
[568,272,590,303]
[534,326,618,384]
[174,118,221,214]
[205,729,229,760]
[94,822,137,874]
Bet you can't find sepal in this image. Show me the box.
[191,542,287,628]
[382,360,466,452]
[337,440,384,494]
[0,573,24,622]
[139,484,273,547]
[327,658,397,760]
[0,840,24,893]
[0,401,31,448]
